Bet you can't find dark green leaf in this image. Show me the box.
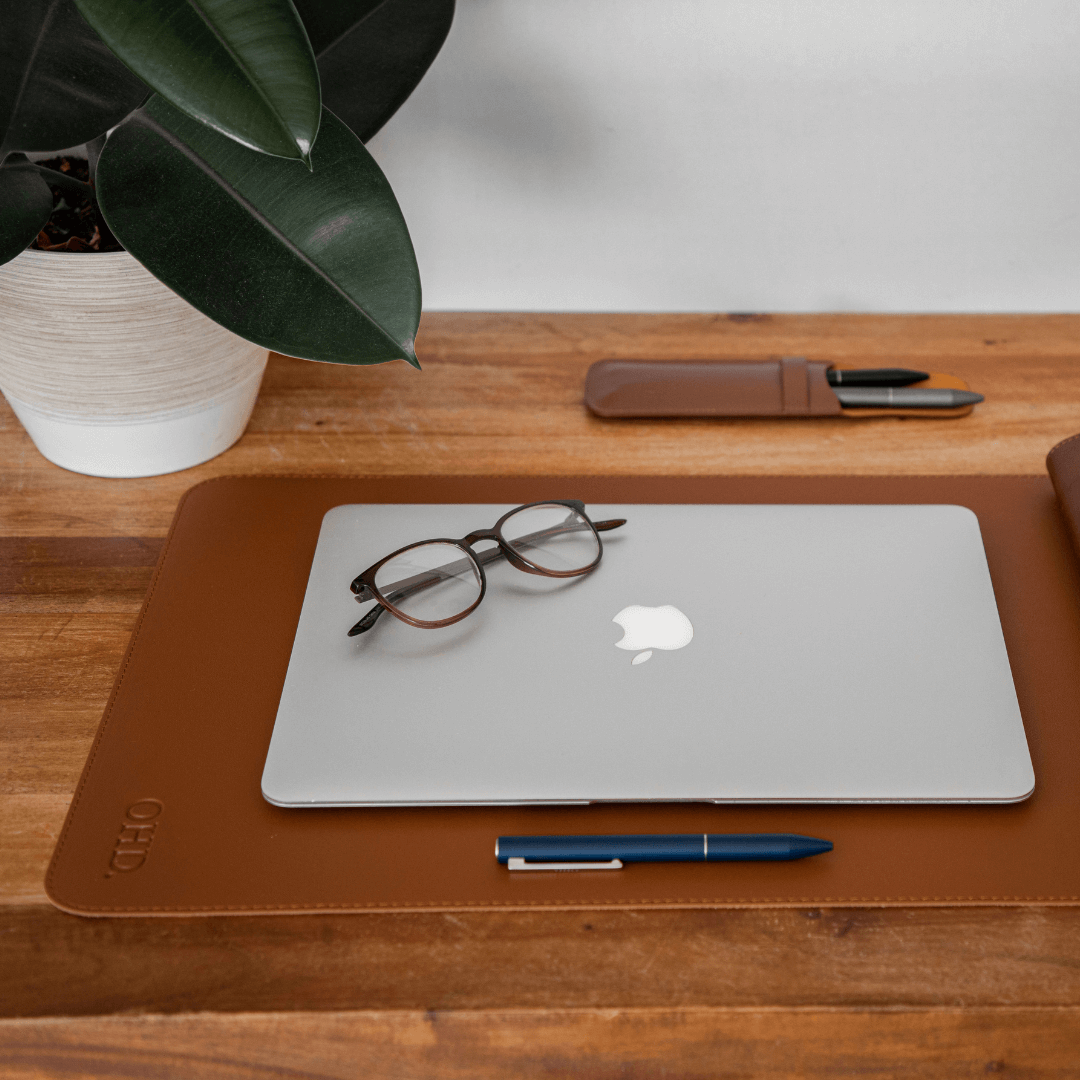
[294,0,455,142]
[96,95,420,366]
[0,155,53,265]
[86,133,107,185]
[293,0,385,53]
[0,0,147,158]
[31,164,93,197]
[73,0,322,163]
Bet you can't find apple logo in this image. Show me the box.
[612,605,694,665]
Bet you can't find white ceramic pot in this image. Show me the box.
[0,249,269,478]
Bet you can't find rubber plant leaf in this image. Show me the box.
[96,95,420,366]
[0,0,148,158]
[73,0,322,164]
[0,156,54,265]
[293,0,455,142]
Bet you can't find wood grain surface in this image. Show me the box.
[3,1007,1080,1079]
[4,313,1080,1076]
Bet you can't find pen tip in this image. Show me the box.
[951,390,984,407]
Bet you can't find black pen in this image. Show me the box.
[827,368,929,387]
[834,387,983,409]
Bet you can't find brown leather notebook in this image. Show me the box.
[46,468,1080,916]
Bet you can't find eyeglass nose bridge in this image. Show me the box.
[460,527,551,576]
[462,527,500,545]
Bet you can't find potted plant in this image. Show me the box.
[0,0,454,477]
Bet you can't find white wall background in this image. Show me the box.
[366,0,1080,312]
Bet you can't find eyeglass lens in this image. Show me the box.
[373,542,482,623]
[500,503,600,572]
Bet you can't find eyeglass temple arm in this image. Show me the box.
[348,548,513,636]
[348,516,627,636]
[352,554,486,604]
[350,558,478,635]
[349,567,459,635]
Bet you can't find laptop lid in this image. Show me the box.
[261,503,1034,806]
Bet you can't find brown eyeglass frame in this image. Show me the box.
[348,500,627,636]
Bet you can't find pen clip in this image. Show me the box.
[506,858,624,872]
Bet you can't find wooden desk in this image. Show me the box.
[4,314,1080,1076]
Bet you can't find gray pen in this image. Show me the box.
[834,387,984,409]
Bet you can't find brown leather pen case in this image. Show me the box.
[584,357,976,419]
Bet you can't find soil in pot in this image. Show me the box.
[32,156,123,254]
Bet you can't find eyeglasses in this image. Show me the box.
[348,500,626,636]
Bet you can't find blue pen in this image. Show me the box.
[496,833,833,870]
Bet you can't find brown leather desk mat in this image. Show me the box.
[47,472,1080,916]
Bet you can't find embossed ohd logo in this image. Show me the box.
[105,799,163,877]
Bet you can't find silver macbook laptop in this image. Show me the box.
[262,503,1034,806]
